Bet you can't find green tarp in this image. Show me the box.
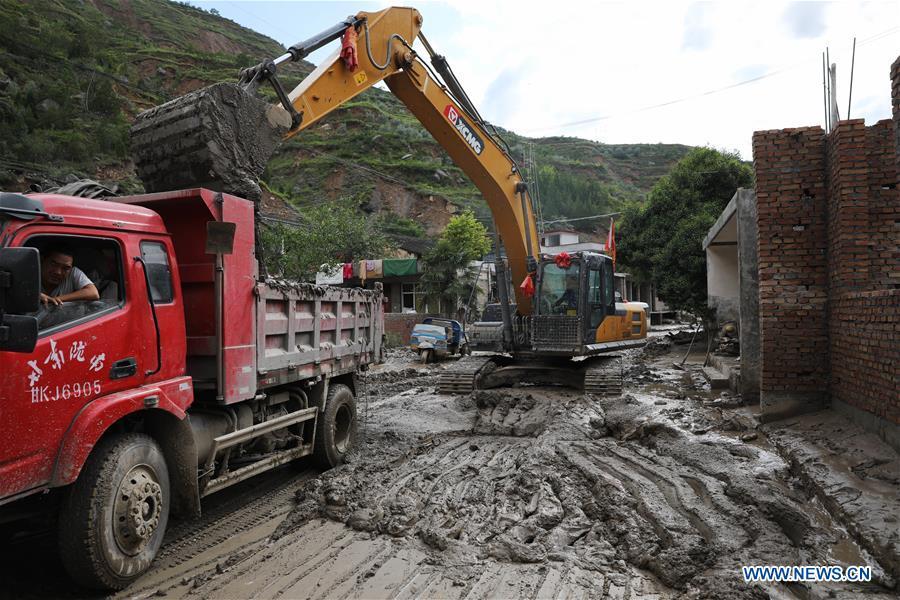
[382,258,418,277]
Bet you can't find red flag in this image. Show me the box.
[605,218,616,267]
[519,274,535,298]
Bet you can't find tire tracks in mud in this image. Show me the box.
[281,361,896,599]
[117,465,319,598]
[118,356,900,599]
[161,467,315,562]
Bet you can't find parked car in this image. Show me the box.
[410,318,470,363]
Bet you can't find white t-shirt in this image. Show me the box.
[47,266,93,297]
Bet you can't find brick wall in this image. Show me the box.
[827,120,870,294]
[383,313,439,346]
[752,127,829,405]
[893,56,900,173]
[752,55,900,426]
[866,121,899,289]
[830,290,900,425]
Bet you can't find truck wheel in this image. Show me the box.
[58,433,170,591]
[420,349,433,364]
[314,384,357,469]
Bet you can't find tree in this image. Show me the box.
[537,165,619,222]
[419,211,491,317]
[260,199,387,280]
[617,147,753,320]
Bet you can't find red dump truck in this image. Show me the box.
[0,188,383,590]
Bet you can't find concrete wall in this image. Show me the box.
[736,189,760,402]
[706,244,739,324]
[705,188,761,402]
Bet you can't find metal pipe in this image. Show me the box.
[847,37,856,119]
[272,52,294,67]
[822,52,829,133]
[284,17,361,63]
[134,257,162,376]
[491,224,514,350]
[215,251,224,402]
[517,182,536,272]
[826,47,834,127]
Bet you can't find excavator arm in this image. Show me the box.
[268,7,540,314]
[130,5,646,392]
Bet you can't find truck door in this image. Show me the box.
[0,231,147,498]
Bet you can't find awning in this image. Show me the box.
[383,258,418,277]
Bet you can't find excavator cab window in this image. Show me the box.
[540,263,580,316]
[601,260,615,311]
[588,268,605,329]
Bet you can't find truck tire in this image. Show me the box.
[58,432,170,591]
[314,384,357,469]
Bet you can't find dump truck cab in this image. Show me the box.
[0,192,191,501]
[0,188,382,590]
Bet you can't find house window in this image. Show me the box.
[402,283,418,312]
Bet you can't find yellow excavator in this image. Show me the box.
[132,7,647,394]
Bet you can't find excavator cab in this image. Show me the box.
[531,252,617,356]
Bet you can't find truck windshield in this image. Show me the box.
[540,263,580,315]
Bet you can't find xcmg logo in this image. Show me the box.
[444,105,484,155]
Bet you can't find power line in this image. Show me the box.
[524,25,900,135]
[542,212,621,226]
[219,1,300,49]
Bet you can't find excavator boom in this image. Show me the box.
[132,6,539,314]
[279,8,540,314]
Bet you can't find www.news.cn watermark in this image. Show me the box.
[742,565,872,583]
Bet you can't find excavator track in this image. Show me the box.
[583,356,623,397]
[438,356,498,394]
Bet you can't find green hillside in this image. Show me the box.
[0,0,691,233]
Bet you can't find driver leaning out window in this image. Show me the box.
[40,245,100,306]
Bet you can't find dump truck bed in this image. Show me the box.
[255,280,383,390]
[117,188,382,404]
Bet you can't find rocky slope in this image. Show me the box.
[0,0,690,234]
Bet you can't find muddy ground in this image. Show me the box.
[1,339,896,599]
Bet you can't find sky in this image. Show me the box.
[188,0,900,160]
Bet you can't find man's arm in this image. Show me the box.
[55,283,100,303]
[51,267,100,303]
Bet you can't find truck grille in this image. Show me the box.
[531,315,581,352]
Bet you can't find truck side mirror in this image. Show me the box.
[0,314,38,353]
[0,247,40,353]
[0,247,40,313]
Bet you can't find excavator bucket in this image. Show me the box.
[129,83,291,201]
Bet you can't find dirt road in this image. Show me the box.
[1,345,895,599]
